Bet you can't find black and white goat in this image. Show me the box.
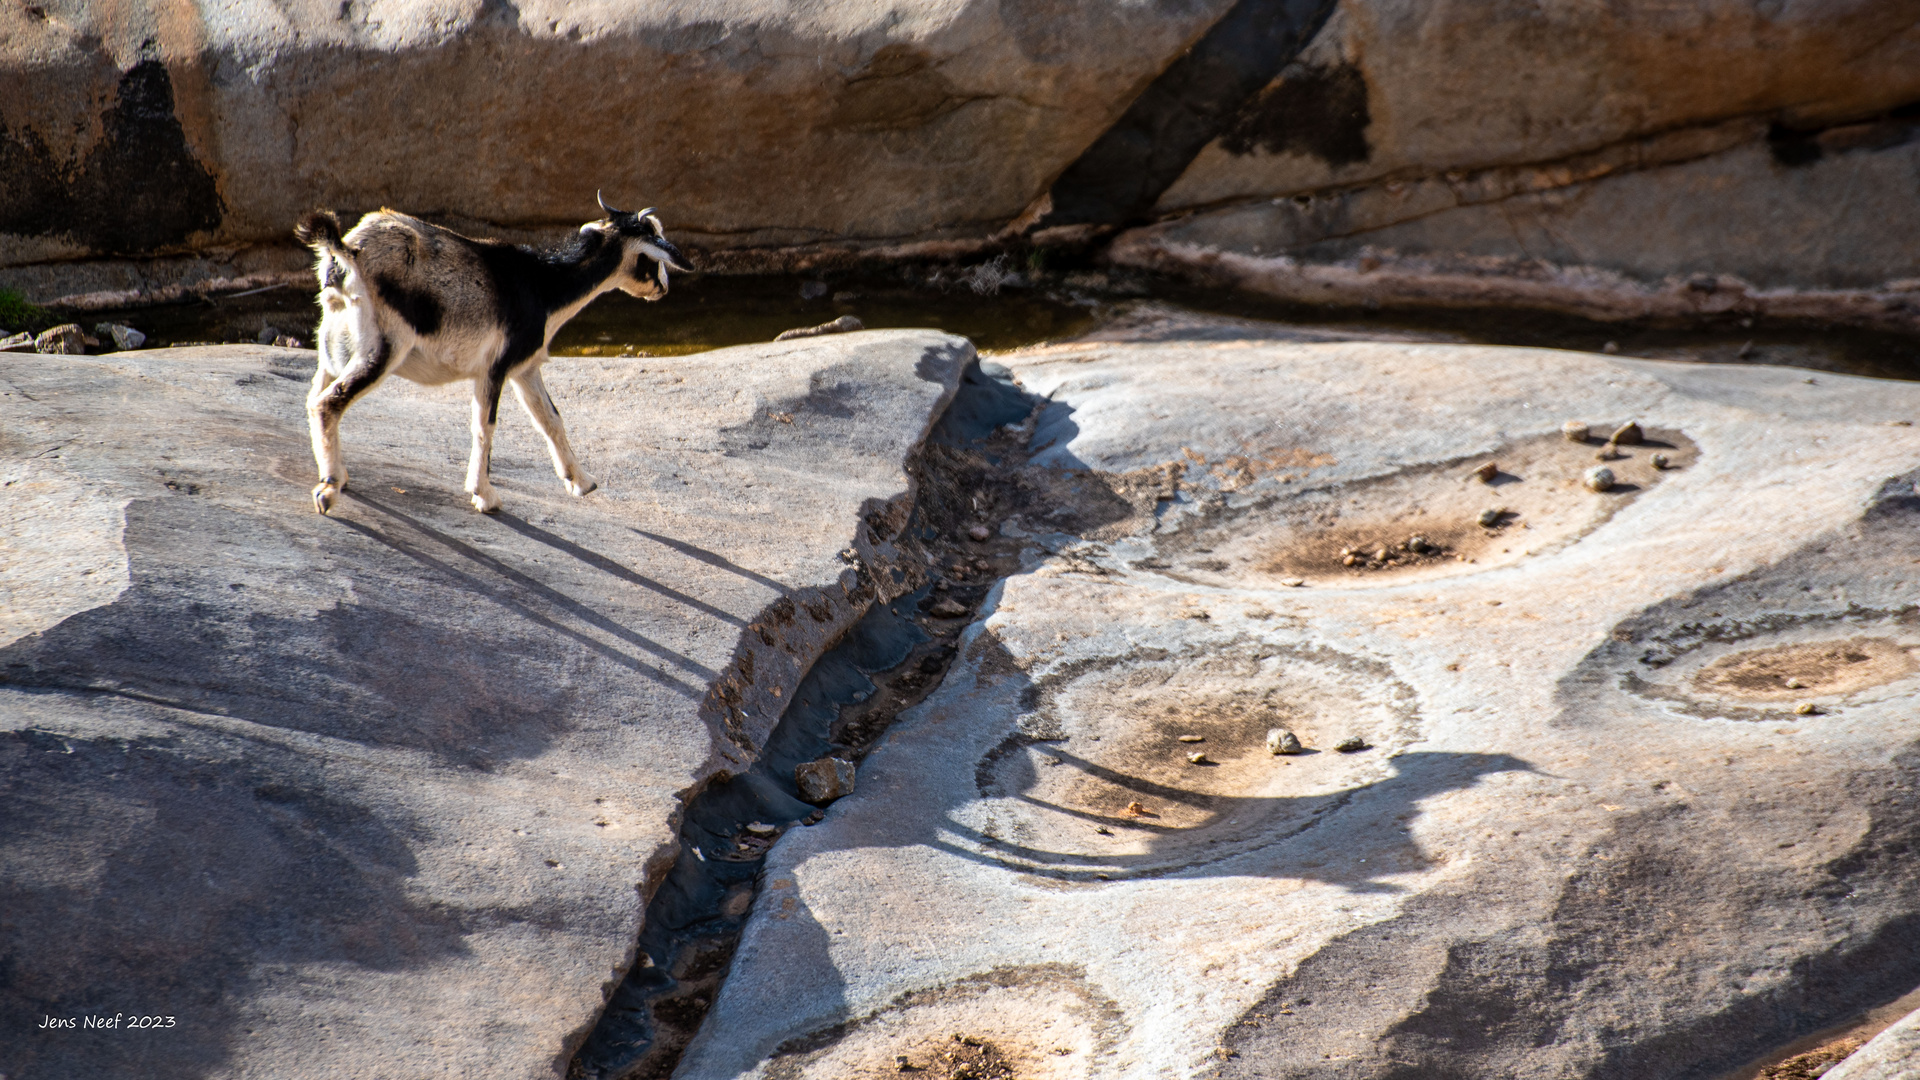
[292,195,690,514]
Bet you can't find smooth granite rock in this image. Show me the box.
[677,341,1920,1079]
[1828,1004,1920,1080]
[0,329,968,1079]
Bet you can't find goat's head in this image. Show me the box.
[595,191,691,300]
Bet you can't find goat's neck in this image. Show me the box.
[527,232,628,345]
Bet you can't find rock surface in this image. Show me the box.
[5,1,1919,309]
[0,329,968,1079]
[676,340,1920,1079]
[1829,1005,1920,1080]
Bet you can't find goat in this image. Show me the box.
[292,194,690,515]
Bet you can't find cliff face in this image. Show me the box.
[5,1,1918,319]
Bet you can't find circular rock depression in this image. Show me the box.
[1143,428,1695,589]
[762,966,1119,1080]
[957,646,1419,880]
[1626,618,1920,720]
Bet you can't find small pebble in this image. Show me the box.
[1095,826,1113,836]
[1267,728,1303,755]
[1187,752,1212,765]
[1562,420,1590,442]
[1584,466,1616,492]
[1784,677,1806,689]
[1335,736,1371,753]
[1407,535,1432,554]
[1342,554,1360,567]
[1471,461,1499,483]
[1795,703,1822,716]
[1610,422,1643,445]
[967,524,990,541]
[1124,801,1155,816]
[1178,734,1205,743]
[743,821,778,837]
[928,597,969,618]
[1602,341,1620,354]
[1478,508,1505,527]
[1373,545,1391,562]
[1650,453,1671,470]
[1279,577,1305,587]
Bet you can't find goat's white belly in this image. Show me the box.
[389,328,505,386]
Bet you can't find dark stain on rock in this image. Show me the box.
[1038,0,1340,228]
[0,60,223,253]
[1220,61,1371,166]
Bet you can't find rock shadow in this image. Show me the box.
[0,726,468,1079]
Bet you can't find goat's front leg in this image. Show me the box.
[307,335,389,514]
[466,374,507,513]
[509,360,596,497]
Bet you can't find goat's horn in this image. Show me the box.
[596,190,621,216]
[636,207,657,220]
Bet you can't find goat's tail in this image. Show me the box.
[294,209,348,253]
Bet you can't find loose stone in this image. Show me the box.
[1611,421,1644,445]
[1407,535,1433,554]
[1342,554,1360,567]
[1784,677,1806,689]
[1651,453,1672,470]
[1562,420,1590,442]
[1585,466,1616,492]
[94,322,145,350]
[1373,546,1391,562]
[967,524,991,541]
[1267,729,1303,755]
[1187,752,1212,765]
[794,757,857,804]
[1335,737,1371,753]
[1178,734,1204,743]
[1280,578,1305,587]
[1478,508,1505,527]
[1795,703,1822,715]
[1471,461,1499,483]
[928,597,969,618]
[0,331,34,352]
[34,324,87,355]
[1124,801,1155,817]
[744,821,778,837]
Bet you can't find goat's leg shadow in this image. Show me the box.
[307,332,391,515]
[509,359,597,497]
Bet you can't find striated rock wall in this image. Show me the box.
[3,0,1919,322]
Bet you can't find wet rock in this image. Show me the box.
[1562,420,1590,442]
[34,323,87,354]
[1266,729,1303,755]
[795,757,858,804]
[1585,466,1616,492]
[1610,421,1644,445]
[774,314,865,342]
[0,330,968,1077]
[93,322,145,351]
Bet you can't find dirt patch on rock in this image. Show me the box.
[1694,637,1919,702]
[1143,428,1695,589]
[965,647,1417,879]
[763,967,1116,1080]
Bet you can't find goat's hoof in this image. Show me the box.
[312,482,339,515]
[470,491,500,514]
[566,473,598,497]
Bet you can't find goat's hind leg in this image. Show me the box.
[307,321,389,515]
[509,361,596,497]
